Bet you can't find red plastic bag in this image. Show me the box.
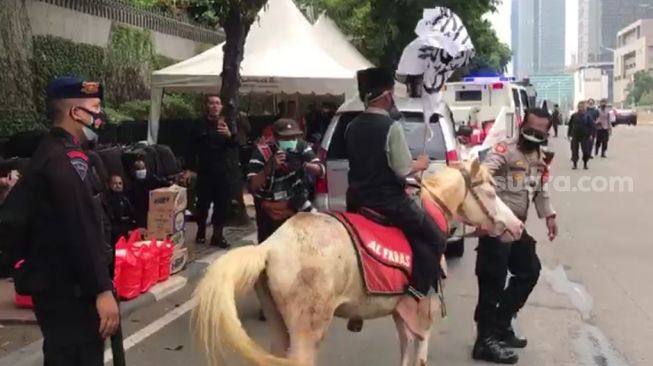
[157,240,174,282]
[114,238,142,300]
[127,229,142,247]
[13,260,33,308]
[113,237,126,286]
[133,240,158,293]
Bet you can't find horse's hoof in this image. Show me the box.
[347,319,364,332]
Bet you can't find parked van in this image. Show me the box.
[313,92,467,257]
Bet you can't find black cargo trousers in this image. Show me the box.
[349,194,447,298]
[474,231,541,336]
[195,170,234,241]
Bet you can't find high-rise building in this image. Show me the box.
[613,19,653,106]
[578,0,653,64]
[511,0,520,76]
[535,0,566,73]
[511,0,566,78]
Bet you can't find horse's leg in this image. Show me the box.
[255,277,289,357]
[413,297,440,366]
[413,328,432,366]
[283,301,336,366]
[393,313,412,366]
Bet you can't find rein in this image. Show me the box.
[421,166,494,226]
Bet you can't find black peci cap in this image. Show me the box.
[356,67,395,102]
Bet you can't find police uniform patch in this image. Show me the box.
[70,159,88,180]
[512,172,524,183]
[494,143,507,154]
[67,150,89,181]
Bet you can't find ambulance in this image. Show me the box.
[442,75,531,160]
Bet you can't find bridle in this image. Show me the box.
[421,166,495,227]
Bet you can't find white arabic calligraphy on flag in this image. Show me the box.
[396,7,475,145]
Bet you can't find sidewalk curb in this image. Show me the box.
[0,230,257,366]
[120,231,256,317]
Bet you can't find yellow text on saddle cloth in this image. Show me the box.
[366,240,411,269]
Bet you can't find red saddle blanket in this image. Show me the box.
[330,198,448,296]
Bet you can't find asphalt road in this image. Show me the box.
[3,124,651,366]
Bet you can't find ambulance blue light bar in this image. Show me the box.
[463,76,516,84]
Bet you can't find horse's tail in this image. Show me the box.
[191,244,296,366]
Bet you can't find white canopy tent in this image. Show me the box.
[148,0,356,143]
[312,13,374,71]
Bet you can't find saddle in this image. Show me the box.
[328,197,449,295]
[328,198,450,334]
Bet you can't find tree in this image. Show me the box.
[0,0,37,134]
[626,70,653,106]
[298,0,511,75]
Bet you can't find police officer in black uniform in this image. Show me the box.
[184,95,237,248]
[12,77,119,366]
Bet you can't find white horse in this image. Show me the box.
[192,159,524,366]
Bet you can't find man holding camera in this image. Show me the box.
[247,119,325,244]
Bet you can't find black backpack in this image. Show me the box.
[153,145,180,177]
[96,146,125,178]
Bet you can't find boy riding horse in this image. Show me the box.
[345,67,448,337]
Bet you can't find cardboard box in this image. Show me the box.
[149,185,187,214]
[145,229,185,248]
[170,247,188,275]
[147,210,185,239]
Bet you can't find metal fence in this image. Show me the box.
[40,0,224,44]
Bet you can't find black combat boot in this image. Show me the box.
[496,325,528,349]
[195,214,206,244]
[210,227,231,249]
[472,330,519,364]
[196,222,207,244]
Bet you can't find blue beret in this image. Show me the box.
[46,76,103,101]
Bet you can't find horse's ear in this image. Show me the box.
[470,157,481,177]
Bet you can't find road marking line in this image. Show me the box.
[150,275,188,301]
[104,298,197,364]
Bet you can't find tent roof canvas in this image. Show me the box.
[313,13,374,71]
[151,0,355,95]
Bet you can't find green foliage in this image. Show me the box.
[0,111,46,136]
[298,0,510,74]
[639,91,653,106]
[32,35,106,116]
[105,24,155,105]
[104,105,135,124]
[626,70,653,106]
[162,94,201,119]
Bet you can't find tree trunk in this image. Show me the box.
[220,5,253,227]
[0,0,35,119]
[220,6,251,134]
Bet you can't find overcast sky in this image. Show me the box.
[486,0,579,72]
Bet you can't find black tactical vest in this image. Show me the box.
[345,112,406,208]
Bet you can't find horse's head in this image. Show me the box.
[421,158,523,241]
